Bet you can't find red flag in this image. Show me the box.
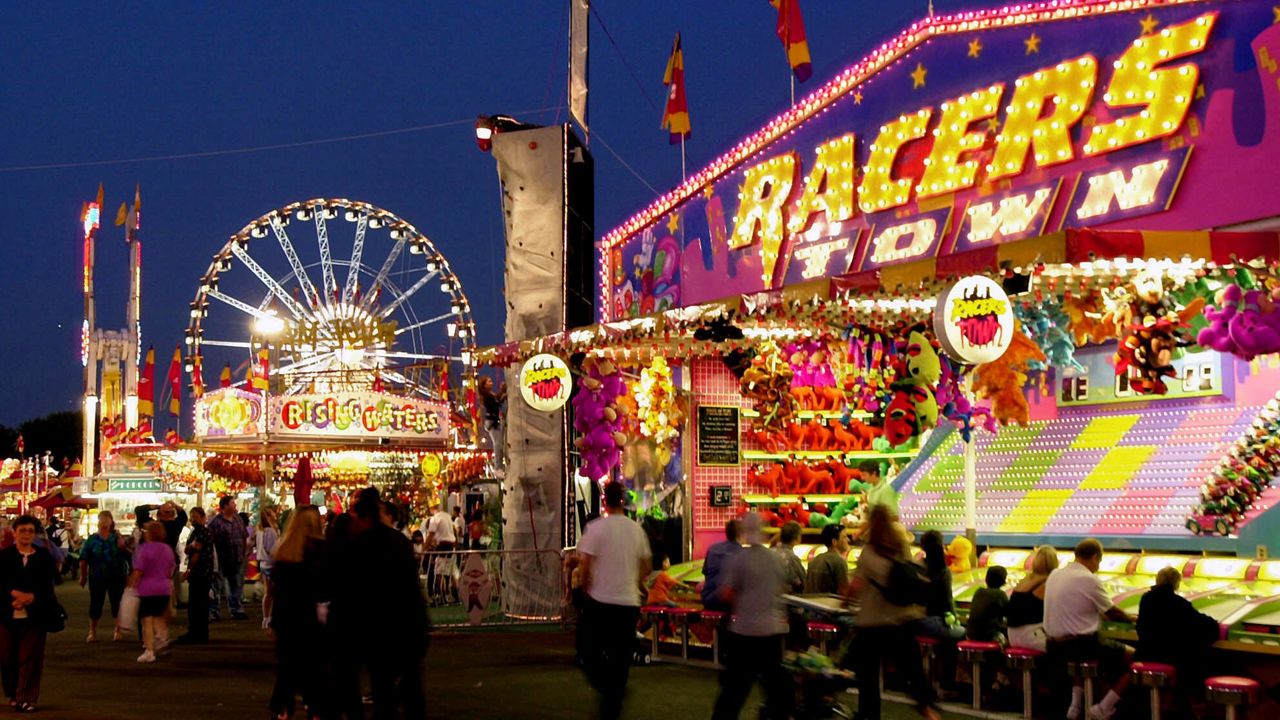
[15,435,23,455]
[164,429,180,447]
[166,346,182,417]
[191,355,205,398]
[251,347,270,392]
[661,33,691,144]
[220,363,232,389]
[137,416,153,441]
[771,0,812,82]
[138,346,156,418]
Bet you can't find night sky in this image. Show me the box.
[0,1,1006,427]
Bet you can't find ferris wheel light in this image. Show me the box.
[250,225,267,239]
[425,259,440,272]
[254,311,286,336]
[440,281,454,293]
[323,207,339,220]
[447,322,458,337]
[368,217,384,229]
[295,208,312,221]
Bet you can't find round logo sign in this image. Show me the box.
[519,354,572,411]
[420,453,443,479]
[933,276,1015,365]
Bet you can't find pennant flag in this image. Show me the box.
[138,346,156,418]
[252,347,270,392]
[771,0,813,82]
[166,346,182,416]
[14,435,23,455]
[661,33,691,144]
[125,184,141,241]
[114,202,128,227]
[164,429,180,448]
[63,461,82,479]
[372,371,384,393]
[219,363,232,389]
[137,416,153,441]
[192,355,205,398]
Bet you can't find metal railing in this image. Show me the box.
[421,548,565,629]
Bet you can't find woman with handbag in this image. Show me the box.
[129,522,176,663]
[78,510,129,643]
[0,514,63,713]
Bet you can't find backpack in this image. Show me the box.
[871,557,930,607]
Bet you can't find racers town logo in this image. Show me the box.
[934,276,1015,365]
[519,354,572,411]
[951,285,1008,350]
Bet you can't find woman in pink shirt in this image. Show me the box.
[129,522,176,663]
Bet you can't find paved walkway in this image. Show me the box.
[36,581,960,719]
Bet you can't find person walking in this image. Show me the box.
[0,515,61,713]
[130,521,176,663]
[576,481,651,720]
[208,496,249,621]
[699,519,741,611]
[424,501,457,603]
[711,513,792,720]
[850,504,941,720]
[330,488,428,720]
[176,508,213,644]
[78,510,128,643]
[269,506,330,720]
[253,507,280,629]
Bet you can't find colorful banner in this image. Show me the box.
[268,392,450,443]
[602,1,1280,320]
[194,388,264,439]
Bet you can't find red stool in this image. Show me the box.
[1067,661,1101,714]
[807,620,840,656]
[1004,646,1045,719]
[698,610,725,666]
[667,607,696,662]
[957,640,1001,710]
[640,606,669,660]
[1131,662,1176,720]
[1205,676,1260,720]
[916,636,940,693]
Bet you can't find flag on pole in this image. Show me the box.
[220,363,232,389]
[138,346,156,418]
[164,429,180,448]
[252,347,270,392]
[15,435,23,456]
[166,346,182,417]
[191,355,205,399]
[661,33,691,144]
[569,0,590,132]
[771,0,813,82]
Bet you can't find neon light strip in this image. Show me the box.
[595,0,1211,319]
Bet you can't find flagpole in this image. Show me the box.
[680,135,687,184]
[790,74,795,106]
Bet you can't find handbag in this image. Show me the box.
[118,586,140,631]
[39,600,68,633]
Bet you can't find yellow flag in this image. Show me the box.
[115,202,128,226]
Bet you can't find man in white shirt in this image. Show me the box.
[451,507,467,550]
[577,482,651,720]
[1044,538,1135,720]
[425,503,458,601]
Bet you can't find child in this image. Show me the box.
[966,565,1009,643]
[645,554,691,607]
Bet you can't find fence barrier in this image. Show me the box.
[421,548,566,629]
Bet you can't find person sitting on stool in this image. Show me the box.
[1044,538,1135,720]
[1137,566,1221,708]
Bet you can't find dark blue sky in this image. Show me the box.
[0,0,1004,425]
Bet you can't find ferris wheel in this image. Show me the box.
[185,199,478,402]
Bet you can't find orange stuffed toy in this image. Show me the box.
[748,464,783,496]
[807,418,833,451]
[830,422,858,451]
[780,460,805,495]
[798,463,835,494]
[970,323,1046,426]
[786,423,811,449]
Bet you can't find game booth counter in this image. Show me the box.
[481,0,1280,664]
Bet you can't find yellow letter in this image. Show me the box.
[729,152,799,284]
[1074,158,1171,220]
[867,218,939,265]
[1083,12,1216,155]
[989,55,1098,181]
[918,84,1004,199]
[788,134,857,234]
[965,187,1054,244]
[858,109,932,213]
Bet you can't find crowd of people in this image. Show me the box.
[0,487,433,719]
[571,478,1252,720]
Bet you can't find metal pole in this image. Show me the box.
[964,431,978,551]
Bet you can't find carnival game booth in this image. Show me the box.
[484,0,1280,671]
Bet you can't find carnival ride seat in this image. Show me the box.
[1067,660,1101,716]
[807,620,840,656]
[1004,645,1045,719]
[1204,676,1260,720]
[1130,661,1176,720]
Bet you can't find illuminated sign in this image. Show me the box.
[519,354,572,412]
[1058,344,1222,407]
[933,276,1014,365]
[107,477,162,493]
[270,392,449,442]
[420,453,443,478]
[194,388,264,439]
[602,3,1280,320]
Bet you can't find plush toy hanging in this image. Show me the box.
[935,355,997,442]
[1114,271,1201,394]
[970,321,1046,426]
[741,340,798,432]
[1197,275,1280,360]
[1014,296,1082,373]
[633,356,684,466]
[571,355,627,481]
[1062,291,1116,346]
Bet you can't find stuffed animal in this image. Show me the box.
[742,341,799,431]
[945,536,974,574]
[905,331,941,385]
[571,355,627,480]
[970,323,1046,426]
[807,418,833,451]
[882,389,919,447]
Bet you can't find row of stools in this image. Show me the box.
[641,606,725,665]
[941,639,1261,719]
